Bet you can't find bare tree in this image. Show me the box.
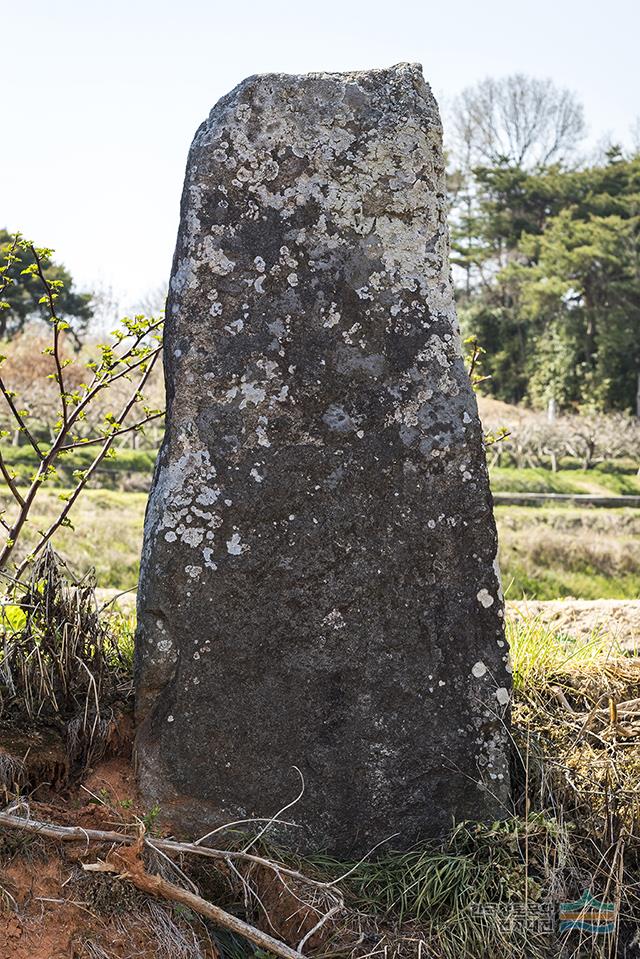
[89,282,123,333]
[449,74,586,170]
[133,283,168,317]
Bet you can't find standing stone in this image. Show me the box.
[135,63,511,856]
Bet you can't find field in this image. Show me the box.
[497,504,640,599]
[491,462,640,496]
[2,451,639,601]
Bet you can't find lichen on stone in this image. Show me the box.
[135,63,511,856]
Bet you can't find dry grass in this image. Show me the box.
[497,506,640,599]
[0,487,146,589]
[0,549,132,778]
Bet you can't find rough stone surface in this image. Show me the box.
[135,63,511,856]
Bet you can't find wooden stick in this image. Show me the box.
[0,811,128,844]
[83,842,306,959]
[0,809,338,889]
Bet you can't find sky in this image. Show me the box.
[2,0,639,314]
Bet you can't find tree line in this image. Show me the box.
[3,75,639,414]
[448,75,640,414]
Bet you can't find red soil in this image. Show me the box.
[0,720,218,959]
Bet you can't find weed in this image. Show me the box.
[0,547,132,775]
[0,752,25,799]
[507,614,621,692]
[143,801,162,834]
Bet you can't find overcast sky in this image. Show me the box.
[3,0,639,312]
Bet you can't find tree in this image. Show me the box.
[450,74,586,171]
[133,283,168,317]
[0,229,93,342]
[0,235,164,574]
[450,162,572,297]
[447,76,586,300]
[459,151,640,411]
[517,208,640,410]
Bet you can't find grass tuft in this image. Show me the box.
[0,547,133,777]
[507,614,622,692]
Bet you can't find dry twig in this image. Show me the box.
[82,837,306,959]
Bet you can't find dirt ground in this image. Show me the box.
[0,741,326,959]
[507,598,640,651]
[0,703,225,959]
[0,757,176,959]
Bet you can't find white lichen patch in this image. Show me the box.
[143,448,228,577]
[472,661,487,678]
[256,419,271,447]
[201,237,236,275]
[240,381,267,407]
[492,554,505,601]
[477,589,494,608]
[322,303,341,328]
[170,257,198,294]
[226,532,248,555]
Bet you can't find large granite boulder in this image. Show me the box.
[135,63,511,856]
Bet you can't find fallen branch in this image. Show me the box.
[0,808,398,956]
[83,838,306,959]
[0,811,127,844]
[0,808,393,897]
[0,810,323,887]
[550,689,640,719]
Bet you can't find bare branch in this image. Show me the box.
[0,449,25,507]
[64,342,163,436]
[13,355,160,577]
[0,373,44,459]
[59,411,164,452]
[83,839,307,959]
[0,809,343,892]
[29,244,69,428]
[449,74,585,171]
